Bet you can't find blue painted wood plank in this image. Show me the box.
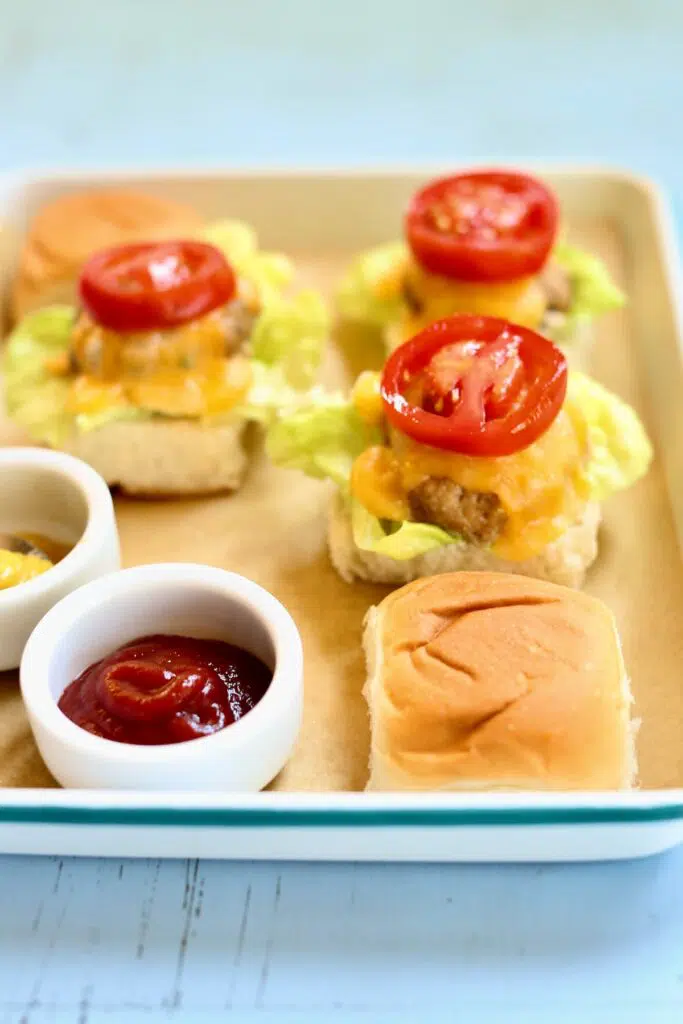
[1,853,683,1018]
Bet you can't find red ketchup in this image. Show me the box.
[58,634,272,745]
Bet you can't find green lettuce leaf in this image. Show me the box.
[202,219,293,305]
[567,371,653,500]
[250,289,328,390]
[74,406,148,433]
[266,396,380,489]
[351,500,457,559]
[235,362,321,426]
[553,242,625,342]
[204,220,329,388]
[336,241,408,327]
[2,307,143,445]
[267,390,459,558]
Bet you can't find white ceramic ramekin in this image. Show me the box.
[20,563,303,791]
[0,446,121,671]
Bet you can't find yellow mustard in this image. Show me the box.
[0,549,53,590]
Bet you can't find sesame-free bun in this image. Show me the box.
[328,492,601,590]
[59,417,249,496]
[11,190,204,321]
[363,571,636,792]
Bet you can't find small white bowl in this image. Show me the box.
[0,447,121,671]
[20,563,303,791]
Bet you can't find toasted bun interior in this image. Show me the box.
[12,189,204,321]
[363,571,635,792]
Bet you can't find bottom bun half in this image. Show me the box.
[328,493,601,590]
[59,418,249,496]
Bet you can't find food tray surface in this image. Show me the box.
[0,166,682,861]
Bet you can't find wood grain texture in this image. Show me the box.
[1,852,683,1021]
[0,0,682,1020]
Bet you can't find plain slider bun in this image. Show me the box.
[12,189,204,322]
[363,571,636,792]
[328,493,601,590]
[60,418,248,496]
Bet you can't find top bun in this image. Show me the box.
[11,189,204,321]
[363,571,636,792]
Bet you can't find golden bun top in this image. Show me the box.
[11,189,204,321]
[364,571,635,792]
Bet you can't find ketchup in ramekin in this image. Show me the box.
[58,634,272,745]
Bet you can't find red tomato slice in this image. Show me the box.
[380,314,567,457]
[404,170,559,282]
[423,337,526,421]
[79,240,236,332]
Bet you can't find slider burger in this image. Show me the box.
[337,169,623,363]
[3,217,328,495]
[267,314,652,588]
[363,572,636,792]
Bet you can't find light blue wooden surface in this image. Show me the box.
[1,1,683,1021]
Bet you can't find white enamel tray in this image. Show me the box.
[1,166,682,862]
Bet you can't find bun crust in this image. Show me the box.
[59,417,248,496]
[328,493,601,590]
[12,190,203,321]
[363,571,636,792]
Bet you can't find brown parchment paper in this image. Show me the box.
[1,222,683,792]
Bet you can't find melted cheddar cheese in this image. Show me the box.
[65,357,253,419]
[350,371,384,426]
[351,446,411,522]
[63,300,256,420]
[71,308,228,379]
[398,258,548,341]
[0,549,53,590]
[350,399,593,562]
